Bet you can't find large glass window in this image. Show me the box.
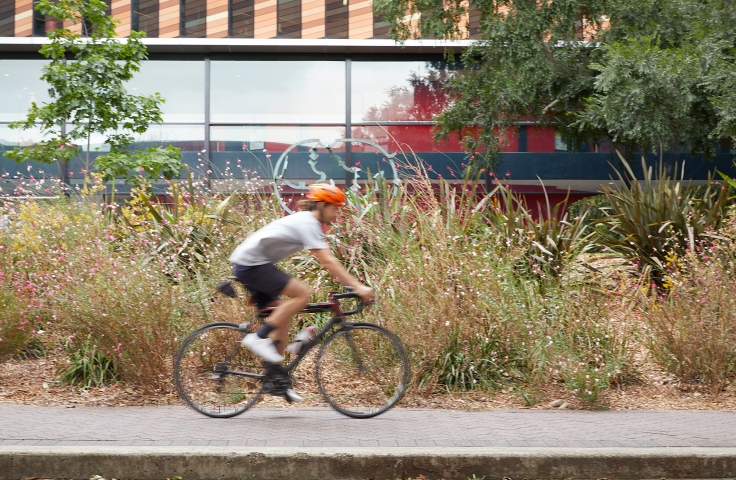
[210,125,346,179]
[277,0,301,38]
[129,124,206,172]
[325,0,348,39]
[351,61,459,123]
[182,0,207,37]
[56,125,205,179]
[0,124,65,182]
[132,0,159,37]
[0,1,13,37]
[0,60,52,122]
[210,60,346,124]
[230,0,255,37]
[127,60,205,123]
[350,125,470,179]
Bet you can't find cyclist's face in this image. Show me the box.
[317,202,340,224]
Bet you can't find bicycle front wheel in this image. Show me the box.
[174,323,263,418]
[316,323,409,418]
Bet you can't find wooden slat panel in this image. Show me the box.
[301,0,322,38]
[253,0,276,38]
[158,0,179,37]
[111,0,131,36]
[206,0,227,37]
[14,0,32,37]
[64,18,82,35]
[349,0,372,38]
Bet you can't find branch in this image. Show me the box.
[541,39,557,68]
[541,97,564,117]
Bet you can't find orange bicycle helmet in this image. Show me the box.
[306,183,347,206]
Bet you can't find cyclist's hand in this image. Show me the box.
[353,285,375,303]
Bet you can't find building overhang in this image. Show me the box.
[0,37,472,55]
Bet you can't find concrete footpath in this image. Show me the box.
[1,405,735,479]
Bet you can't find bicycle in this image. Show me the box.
[173,284,410,419]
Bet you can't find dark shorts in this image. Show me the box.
[232,263,292,309]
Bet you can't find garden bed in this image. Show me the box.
[2,345,735,411]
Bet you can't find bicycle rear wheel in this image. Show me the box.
[174,322,263,418]
[315,323,409,418]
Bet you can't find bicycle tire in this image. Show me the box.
[315,323,410,419]
[174,322,263,418]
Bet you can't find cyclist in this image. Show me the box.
[229,183,375,402]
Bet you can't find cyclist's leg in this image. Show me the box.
[232,263,286,310]
[232,263,309,356]
[264,278,310,355]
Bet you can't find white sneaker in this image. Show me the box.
[242,333,284,363]
[285,389,303,403]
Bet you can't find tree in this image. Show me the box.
[373,0,736,179]
[8,0,181,192]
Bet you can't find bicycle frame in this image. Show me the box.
[218,292,365,380]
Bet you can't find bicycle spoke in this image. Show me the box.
[316,323,409,418]
[174,323,263,418]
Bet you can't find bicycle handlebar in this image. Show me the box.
[329,287,372,316]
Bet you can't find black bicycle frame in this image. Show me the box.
[221,293,363,379]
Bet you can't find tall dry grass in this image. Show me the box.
[321,164,637,407]
[645,210,736,389]
[1,157,733,405]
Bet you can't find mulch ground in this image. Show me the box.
[1,345,735,411]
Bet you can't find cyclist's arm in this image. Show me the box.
[309,248,374,301]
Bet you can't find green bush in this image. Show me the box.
[596,154,732,285]
[57,334,118,388]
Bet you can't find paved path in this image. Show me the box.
[1,405,735,448]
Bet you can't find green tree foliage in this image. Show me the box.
[373,0,736,172]
[7,0,181,187]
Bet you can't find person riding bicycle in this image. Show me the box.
[229,183,375,402]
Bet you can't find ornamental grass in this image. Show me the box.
[1,157,734,407]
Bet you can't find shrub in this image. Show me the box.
[596,154,732,286]
[333,160,634,407]
[569,195,611,223]
[118,169,241,279]
[0,282,36,360]
[487,183,596,280]
[57,334,118,388]
[646,211,736,388]
[51,255,198,392]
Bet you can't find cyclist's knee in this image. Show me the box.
[282,279,311,302]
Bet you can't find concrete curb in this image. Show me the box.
[2,446,736,479]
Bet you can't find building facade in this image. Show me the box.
[1,0,734,201]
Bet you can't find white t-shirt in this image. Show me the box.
[229,211,329,266]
